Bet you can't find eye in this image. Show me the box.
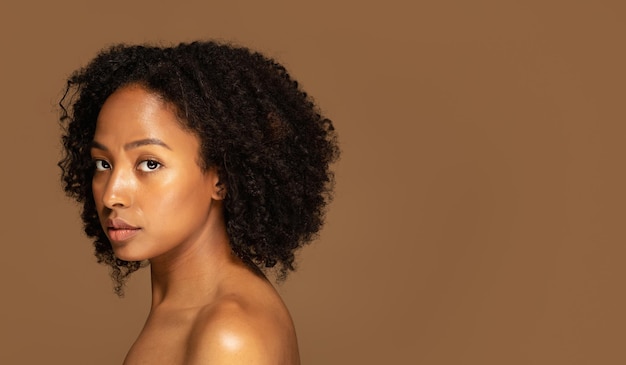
[94,159,111,171]
[137,159,162,172]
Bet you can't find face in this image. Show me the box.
[91,85,222,262]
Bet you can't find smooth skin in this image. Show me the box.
[91,85,300,365]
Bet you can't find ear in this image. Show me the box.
[214,182,226,201]
[207,169,226,201]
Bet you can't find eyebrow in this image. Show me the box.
[91,138,172,151]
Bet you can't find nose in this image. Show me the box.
[99,167,134,209]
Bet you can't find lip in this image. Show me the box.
[105,218,141,242]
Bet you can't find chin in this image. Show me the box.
[112,248,148,262]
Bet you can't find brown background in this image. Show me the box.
[1,1,625,364]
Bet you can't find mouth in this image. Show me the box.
[106,218,141,242]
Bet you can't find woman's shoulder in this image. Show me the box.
[185,277,300,364]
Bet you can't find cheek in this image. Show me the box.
[91,179,104,210]
[149,171,211,217]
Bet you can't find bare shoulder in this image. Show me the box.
[185,281,300,365]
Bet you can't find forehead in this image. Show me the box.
[94,85,199,150]
[97,85,173,132]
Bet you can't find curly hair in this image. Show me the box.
[58,41,339,295]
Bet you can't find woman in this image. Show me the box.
[59,41,339,364]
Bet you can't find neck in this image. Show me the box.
[148,217,237,309]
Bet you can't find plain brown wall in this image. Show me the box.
[1,1,625,364]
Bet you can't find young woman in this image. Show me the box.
[58,41,339,364]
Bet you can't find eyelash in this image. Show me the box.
[93,159,163,172]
